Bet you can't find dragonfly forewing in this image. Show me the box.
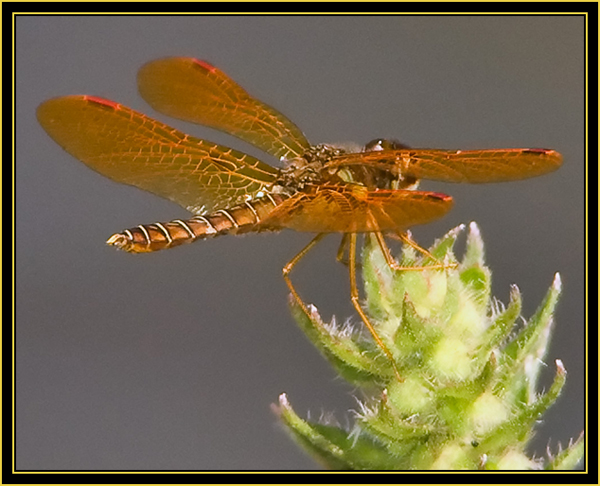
[138,57,311,160]
[328,148,562,183]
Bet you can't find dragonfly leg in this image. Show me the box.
[376,231,456,271]
[282,233,327,316]
[348,233,403,382]
[335,233,350,266]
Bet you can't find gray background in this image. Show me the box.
[16,16,585,470]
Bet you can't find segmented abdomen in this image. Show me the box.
[107,193,287,253]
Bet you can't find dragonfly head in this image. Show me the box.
[363,138,411,152]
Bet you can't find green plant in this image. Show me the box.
[274,223,584,470]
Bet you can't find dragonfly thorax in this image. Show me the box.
[276,144,347,192]
[275,141,419,194]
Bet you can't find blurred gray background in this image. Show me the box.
[16,15,584,470]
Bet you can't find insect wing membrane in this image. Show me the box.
[137,57,311,160]
[258,185,453,233]
[330,148,562,183]
[36,95,278,215]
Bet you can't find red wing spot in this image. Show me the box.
[428,192,452,202]
[523,148,554,155]
[192,58,217,72]
[84,95,119,110]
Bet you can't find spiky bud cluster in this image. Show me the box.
[275,223,583,470]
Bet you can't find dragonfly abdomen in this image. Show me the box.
[106,193,287,253]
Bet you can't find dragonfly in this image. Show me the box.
[37,57,562,381]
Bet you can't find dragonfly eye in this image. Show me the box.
[364,138,411,151]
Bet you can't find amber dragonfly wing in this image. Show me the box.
[36,95,279,215]
[258,184,454,233]
[328,148,562,183]
[137,57,311,161]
